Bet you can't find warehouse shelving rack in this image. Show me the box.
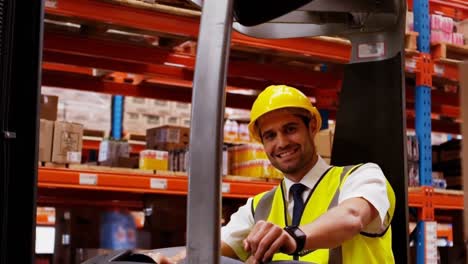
[1,0,467,263]
[42,0,467,263]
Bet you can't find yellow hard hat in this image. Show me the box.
[248,85,322,142]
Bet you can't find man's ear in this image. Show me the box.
[309,117,318,138]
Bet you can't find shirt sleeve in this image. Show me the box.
[338,163,391,234]
[221,198,254,261]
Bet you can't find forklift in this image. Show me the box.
[0,0,409,263]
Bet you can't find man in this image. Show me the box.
[220,85,395,263]
[159,85,395,264]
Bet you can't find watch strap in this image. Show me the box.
[284,225,306,255]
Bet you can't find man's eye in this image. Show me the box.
[285,126,297,133]
[263,133,274,141]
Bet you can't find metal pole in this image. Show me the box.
[187,0,233,263]
[459,62,468,264]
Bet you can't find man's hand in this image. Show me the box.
[138,250,186,264]
[243,220,296,263]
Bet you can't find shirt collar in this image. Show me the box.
[283,155,331,199]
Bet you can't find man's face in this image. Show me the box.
[257,109,317,180]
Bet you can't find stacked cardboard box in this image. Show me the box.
[51,121,84,164]
[314,129,334,164]
[39,119,54,162]
[123,97,191,134]
[146,125,190,151]
[39,94,84,164]
[42,87,111,136]
[98,139,131,167]
[433,139,462,189]
[40,94,58,121]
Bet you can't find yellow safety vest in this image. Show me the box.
[251,165,396,264]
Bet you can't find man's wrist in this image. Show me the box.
[283,225,307,255]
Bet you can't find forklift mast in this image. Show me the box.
[187,0,408,263]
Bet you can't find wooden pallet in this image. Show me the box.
[431,42,468,63]
[40,162,69,168]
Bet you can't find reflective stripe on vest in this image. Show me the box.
[251,164,395,264]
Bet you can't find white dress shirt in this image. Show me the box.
[221,155,391,260]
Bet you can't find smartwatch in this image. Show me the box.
[283,225,307,255]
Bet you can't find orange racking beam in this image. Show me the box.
[38,167,277,199]
[406,55,459,81]
[42,51,336,93]
[406,102,460,118]
[41,62,94,75]
[42,69,461,134]
[409,188,464,210]
[45,0,350,63]
[43,32,342,90]
[44,32,191,66]
[41,70,257,110]
[406,117,461,134]
[43,50,194,80]
[406,86,459,107]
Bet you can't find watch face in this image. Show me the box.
[294,228,304,237]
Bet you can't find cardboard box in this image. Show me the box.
[171,102,191,117]
[52,121,83,164]
[40,94,58,121]
[139,150,169,170]
[146,98,171,116]
[39,119,54,162]
[314,129,333,158]
[143,114,164,128]
[124,96,148,113]
[123,112,146,134]
[146,125,190,151]
[165,116,181,126]
[98,140,130,166]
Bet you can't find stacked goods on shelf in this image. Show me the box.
[224,120,251,143]
[405,11,419,52]
[123,96,191,135]
[42,87,112,136]
[409,222,454,247]
[39,94,84,164]
[168,149,190,173]
[98,139,139,168]
[456,19,468,44]
[40,94,58,121]
[430,14,463,45]
[229,143,282,179]
[433,139,462,189]
[407,135,420,187]
[139,150,169,170]
[39,119,54,162]
[146,125,190,151]
[314,129,334,164]
[52,121,84,164]
[224,119,239,142]
[143,125,189,171]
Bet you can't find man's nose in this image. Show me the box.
[276,133,289,148]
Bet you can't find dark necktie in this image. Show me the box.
[290,183,307,226]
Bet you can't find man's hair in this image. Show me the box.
[255,107,315,142]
